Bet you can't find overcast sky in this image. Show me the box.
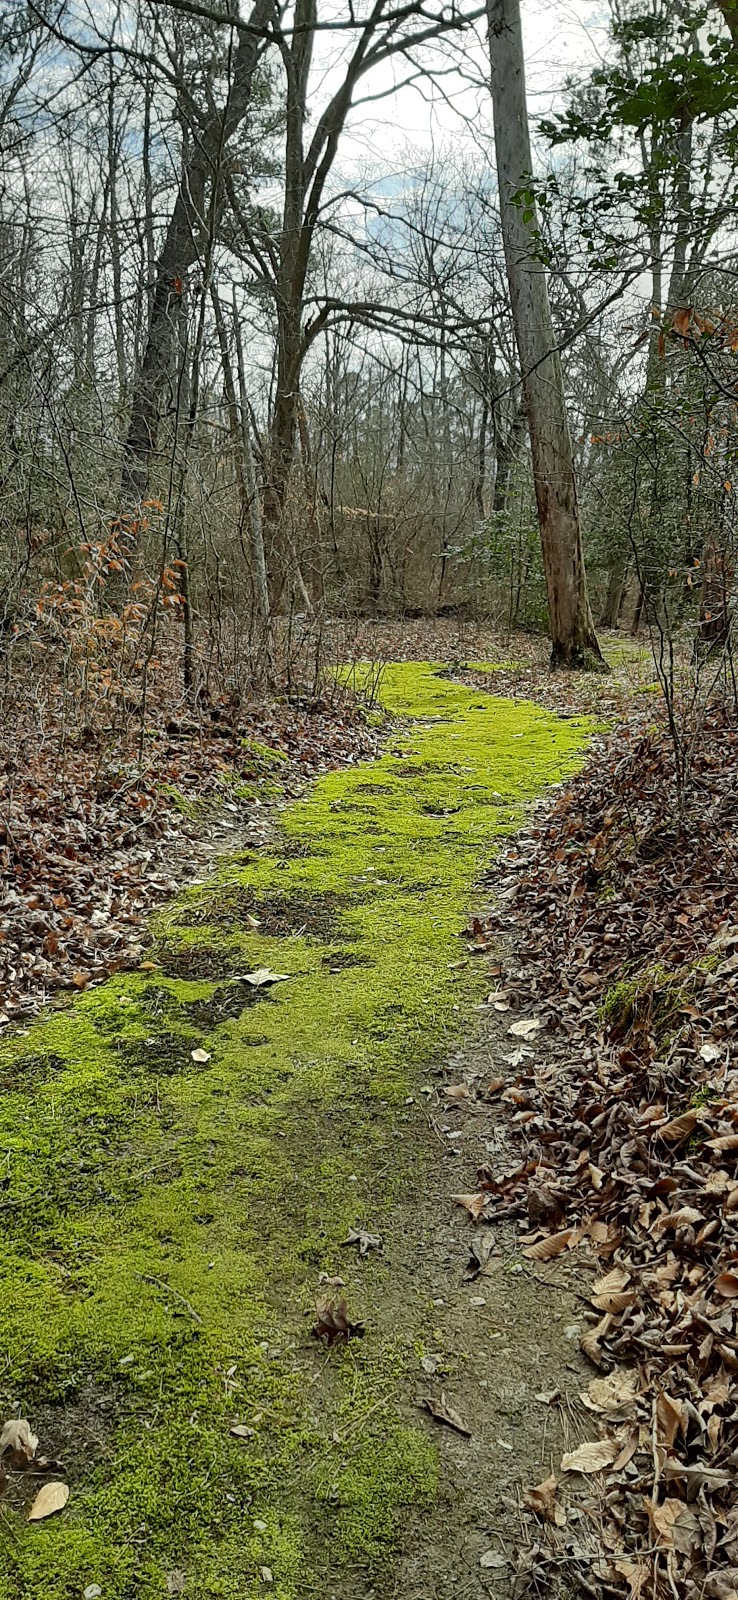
[330,0,608,175]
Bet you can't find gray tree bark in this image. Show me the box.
[120,0,273,523]
[486,0,605,668]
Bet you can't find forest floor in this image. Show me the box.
[2,631,736,1600]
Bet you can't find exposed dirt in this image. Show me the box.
[296,997,599,1600]
[182,886,356,941]
[359,1011,595,1599]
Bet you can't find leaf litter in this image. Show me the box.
[0,673,382,1025]
[454,703,738,1599]
[0,1414,67,1515]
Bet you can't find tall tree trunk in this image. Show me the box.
[486,0,605,669]
[475,340,492,517]
[211,288,274,684]
[119,0,272,529]
[492,399,526,516]
[602,557,628,628]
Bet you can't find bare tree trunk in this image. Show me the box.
[487,0,605,669]
[602,558,628,628]
[120,0,272,525]
[492,399,526,516]
[211,287,274,684]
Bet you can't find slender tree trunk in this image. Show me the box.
[212,287,274,684]
[475,341,492,517]
[486,0,605,669]
[119,0,272,523]
[602,558,628,628]
[492,400,526,515]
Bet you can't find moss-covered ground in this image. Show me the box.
[0,663,592,1599]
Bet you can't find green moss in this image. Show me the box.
[159,783,207,820]
[601,954,716,1046]
[240,737,288,768]
[0,664,592,1598]
[315,1425,437,1563]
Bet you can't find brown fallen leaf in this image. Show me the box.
[311,1298,364,1346]
[611,1431,640,1472]
[523,1227,574,1261]
[508,1017,542,1038]
[651,1205,704,1239]
[659,1109,699,1142]
[613,1558,651,1599]
[560,1439,619,1474]
[526,1182,564,1227]
[28,1481,69,1521]
[0,1418,39,1469]
[464,1231,498,1280]
[593,1287,637,1313]
[453,1192,488,1222]
[583,1369,639,1416]
[423,1393,471,1437]
[715,1270,738,1298]
[443,1083,469,1103]
[647,1496,701,1555]
[656,1391,683,1449]
[590,1265,636,1312]
[580,1314,613,1366]
[523,1471,566,1526]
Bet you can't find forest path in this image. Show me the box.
[0,662,597,1600]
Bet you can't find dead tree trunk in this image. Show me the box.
[486,0,605,669]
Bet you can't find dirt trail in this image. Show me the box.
[0,663,599,1600]
[324,1008,595,1600]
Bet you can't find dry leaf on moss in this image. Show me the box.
[236,969,291,987]
[0,1418,38,1468]
[341,1226,382,1256]
[311,1298,364,1346]
[28,1481,69,1521]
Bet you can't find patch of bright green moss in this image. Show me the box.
[601,954,716,1046]
[0,664,592,1600]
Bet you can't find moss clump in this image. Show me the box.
[0,663,591,1599]
[601,956,715,1046]
[314,1426,437,1564]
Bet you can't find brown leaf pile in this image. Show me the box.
[0,662,381,1024]
[466,702,738,1598]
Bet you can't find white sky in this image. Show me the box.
[331,0,609,170]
